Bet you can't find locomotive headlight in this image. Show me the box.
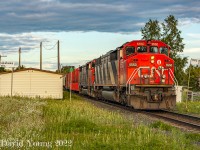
[151,60,154,63]
[150,56,155,63]
[151,56,155,59]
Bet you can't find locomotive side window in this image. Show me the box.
[137,46,147,53]
[126,46,135,56]
[160,47,168,56]
[150,46,158,53]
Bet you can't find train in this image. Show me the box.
[65,40,177,110]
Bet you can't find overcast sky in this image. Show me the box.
[0,0,200,70]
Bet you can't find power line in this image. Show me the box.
[42,42,57,50]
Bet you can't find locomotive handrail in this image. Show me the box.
[126,67,177,95]
[126,66,150,94]
[169,68,178,86]
[126,68,139,94]
[169,72,176,86]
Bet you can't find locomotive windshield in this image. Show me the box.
[150,46,158,53]
[126,46,135,56]
[160,47,168,56]
[137,46,147,53]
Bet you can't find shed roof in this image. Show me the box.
[0,68,63,76]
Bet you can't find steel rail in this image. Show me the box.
[144,111,200,131]
[160,110,200,121]
[72,92,200,132]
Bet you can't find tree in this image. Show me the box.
[141,15,187,85]
[141,19,161,40]
[161,15,184,57]
[174,56,188,86]
[0,67,6,72]
[15,65,26,71]
[185,66,200,91]
[60,65,75,74]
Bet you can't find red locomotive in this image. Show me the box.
[65,40,177,109]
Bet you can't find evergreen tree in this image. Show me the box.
[141,19,161,40]
[140,15,187,85]
[161,15,184,57]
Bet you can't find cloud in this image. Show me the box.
[186,33,200,39]
[0,0,199,70]
[179,18,200,26]
[0,32,50,54]
[0,0,199,33]
[184,48,200,54]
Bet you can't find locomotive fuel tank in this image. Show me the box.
[102,90,117,101]
[81,89,88,95]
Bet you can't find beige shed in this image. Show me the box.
[0,68,63,99]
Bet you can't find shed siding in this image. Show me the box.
[0,73,12,96]
[0,70,63,99]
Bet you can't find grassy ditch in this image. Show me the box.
[176,101,200,115]
[0,92,199,149]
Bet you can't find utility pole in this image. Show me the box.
[57,40,60,72]
[40,42,42,70]
[19,47,21,69]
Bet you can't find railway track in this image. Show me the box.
[145,110,200,131]
[74,92,200,132]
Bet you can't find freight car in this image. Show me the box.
[65,40,177,110]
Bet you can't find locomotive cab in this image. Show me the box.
[120,40,176,110]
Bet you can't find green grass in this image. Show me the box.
[0,92,199,149]
[150,121,175,131]
[176,101,200,114]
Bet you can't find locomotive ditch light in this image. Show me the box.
[162,75,166,79]
[144,74,148,79]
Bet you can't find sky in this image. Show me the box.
[0,0,200,70]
